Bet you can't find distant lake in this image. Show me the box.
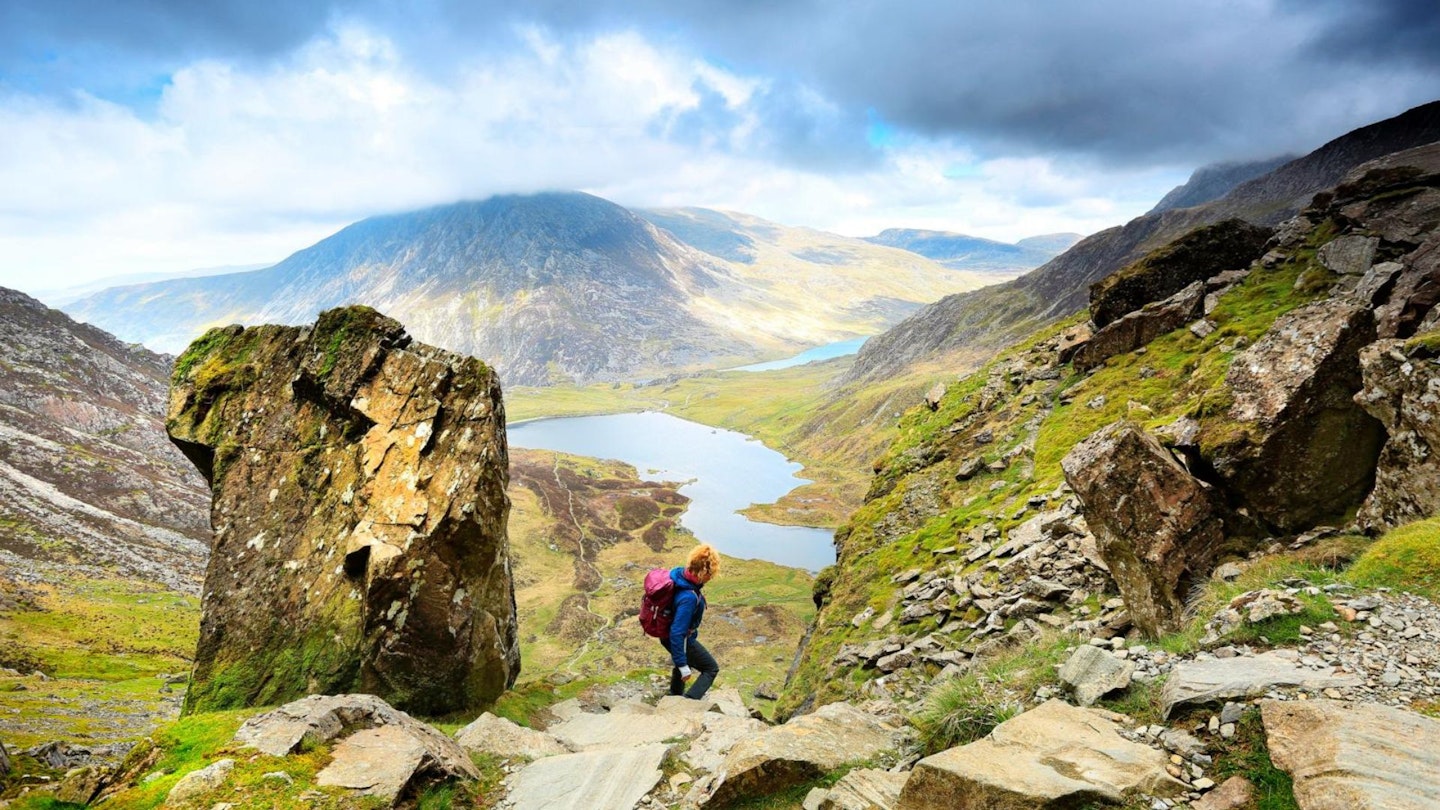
[508,412,836,571]
[731,337,869,372]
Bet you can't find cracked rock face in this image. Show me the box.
[168,306,518,715]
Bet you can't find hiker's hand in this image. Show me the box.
[679,666,694,681]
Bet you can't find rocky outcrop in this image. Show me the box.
[1072,281,1205,371]
[1262,699,1440,809]
[1089,220,1271,329]
[0,286,209,591]
[1062,422,1236,636]
[1354,336,1440,530]
[1208,299,1384,531]
[703,702,898,807]
[897,700,1181,809]
[168,307,518,715]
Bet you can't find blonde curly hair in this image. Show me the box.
[686,543,721,583]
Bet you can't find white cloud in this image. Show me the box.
[0,22,1184,294]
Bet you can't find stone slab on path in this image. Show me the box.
[1262,699,1440,810]
[548,710,700,752]
[504,744,669,810]
[703,702,898,807]
[1162,650,1362,717]
[896,700,1182,810]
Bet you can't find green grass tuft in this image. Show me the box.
[1347,517,1440,600]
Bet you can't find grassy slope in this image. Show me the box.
[0,577,198,749]
[778,220,1342,715]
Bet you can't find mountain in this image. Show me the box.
[0,287,209,592]
[844,99,1440,385]
[67,194,992,386]
[860,229,1081,273]
[30,264,273,308]
[1147,155,1295,214]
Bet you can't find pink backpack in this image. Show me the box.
[639,568,676,638]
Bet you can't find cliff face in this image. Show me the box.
[845,100,1440,386]
[168,307,518,715]
[0,287,208,592]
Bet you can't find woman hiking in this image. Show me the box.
[663,543,721,700]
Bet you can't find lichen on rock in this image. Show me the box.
[167,306,519,715]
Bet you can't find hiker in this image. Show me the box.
[663,543,721,699]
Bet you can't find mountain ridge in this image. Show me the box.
[0,286,209,592]
[844,99,1440,386]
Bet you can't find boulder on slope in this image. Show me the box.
[167,307,519,715]
[703,702,898,807]
[1073,281,1205,371]
[1207,298,1384,532]
[1062,421,1237,636]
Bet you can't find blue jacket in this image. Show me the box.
[667,566,706,668]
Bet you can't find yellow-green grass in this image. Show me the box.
[0,577,199,748]
[1348,517,1440,600]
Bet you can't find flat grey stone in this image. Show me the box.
[683,713,768,774]
[703,702,898,807]
[817,768,909,810]
[505,744,668,810]
[316,723,479,806]
[1162,650,1362,717]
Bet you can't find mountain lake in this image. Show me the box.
[730,336,868,372]
[508,411,837,571]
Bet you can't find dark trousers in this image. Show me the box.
[660,637,719,699]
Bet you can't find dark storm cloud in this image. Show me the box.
[1295,0,1440,67]
[6,0,1439,166]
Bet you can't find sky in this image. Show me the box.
[2,0,1439,294]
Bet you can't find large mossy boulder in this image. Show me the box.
[167,306,519,715]
[1062,421,1239,637]
[1088,219,1272,328]
[1204,299,1384,532]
